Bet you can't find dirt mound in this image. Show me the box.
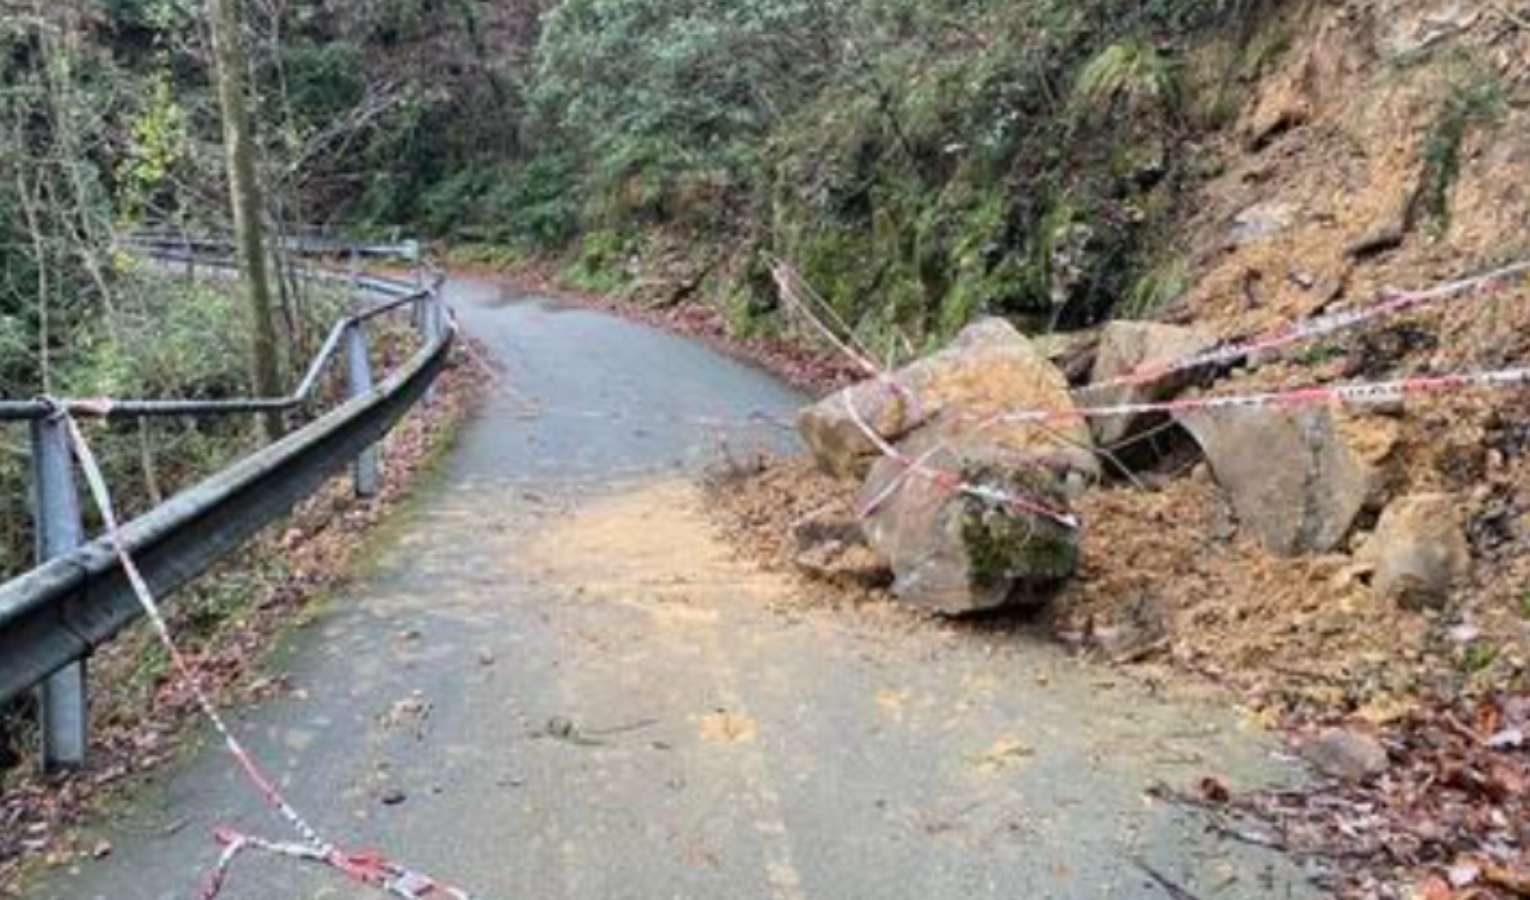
[703,458,937,629]
[706,453,1526,719]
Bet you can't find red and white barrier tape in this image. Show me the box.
[62,414,484,900]
[770,263,883,378]
[771,256,1530,530]
[984,365,1530,427]
[841,387,1081,529]
[1083,259,1530,392]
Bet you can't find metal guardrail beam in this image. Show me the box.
[0,253,438,423]
[0,237,454,770]
[119,230,423,263]
[0,328,451,706]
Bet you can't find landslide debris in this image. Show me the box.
[707,5,1530,896]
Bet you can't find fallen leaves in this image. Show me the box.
[972,736,1035,773]
[1201,691,1530,899]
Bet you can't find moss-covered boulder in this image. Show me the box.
[857,439,1080,616]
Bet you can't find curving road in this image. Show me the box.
[27,279,1319,900]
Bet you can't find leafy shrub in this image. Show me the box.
[1073,41,1181,121]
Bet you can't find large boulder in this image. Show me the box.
[1175,406,1373,556]
[799,318,1098,481]
[1087,321,1215,448]
[857,438,1079,615]
[1358,493,1471,610]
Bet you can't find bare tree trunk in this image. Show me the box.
[13,169,53,395]
[137,419,164,506]
[208,0,286,441]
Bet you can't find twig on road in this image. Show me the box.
[1133,860,1207,900]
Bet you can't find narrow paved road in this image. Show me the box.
[29,279,1318,900]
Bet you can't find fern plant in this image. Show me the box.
[1072,41,1181,121]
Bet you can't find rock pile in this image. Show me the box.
[798,319,1096,614]
[796,315,1473,617]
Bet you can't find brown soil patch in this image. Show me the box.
[702,457,926,631]
[521,479,784,612]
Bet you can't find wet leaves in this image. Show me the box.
[1226,691,1530,899]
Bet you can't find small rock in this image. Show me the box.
[790,515,890,586]
[1346,221,1407,260]
[1092,594,1169,662]
[1447,861,1482,889]
[380,789,408,806]
[1300,729,1389,782]
[1486,728,1525,750]
[1230,201,1299,244]
[1379,2,1480,59]
[1361,493,1471,610]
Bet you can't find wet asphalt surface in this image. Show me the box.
[24,279,1322,900]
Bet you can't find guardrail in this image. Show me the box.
[122,227,423,266]
[0,235,454,771]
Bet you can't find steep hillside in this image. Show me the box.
[695,7,1530,894]
[1055,0,1530,711]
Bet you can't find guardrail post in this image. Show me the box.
[345,324,380,498]
[414,295,445,406]
[29,417,88,771]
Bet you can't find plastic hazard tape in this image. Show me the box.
[1082,259,1530,392]
[771,262,884,378]
[62,413,485,900]
[839,369,1082,531]
[771,256,1530,533]
[994,365,1530,427]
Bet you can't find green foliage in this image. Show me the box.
[62,269,251,400]
[1122,260,1191,320]
[118,71,191,219]
[419,157,584,249]
[1414,73,1507,233]
[1461,641,1500,675]
[533,0,843,225]
[563,229,635,292]
[368,0,435,46]
[1073,41,1181,121]
[272,42,367,129]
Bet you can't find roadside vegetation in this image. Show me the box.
[425,0,1290,352]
